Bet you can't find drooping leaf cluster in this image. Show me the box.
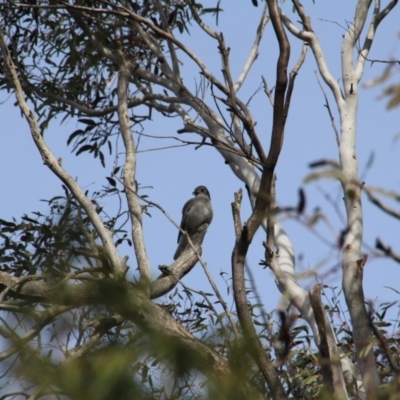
[0,1,220,163]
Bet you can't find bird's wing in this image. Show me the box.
[177,197,194,243]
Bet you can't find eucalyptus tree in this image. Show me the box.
[0,1,398,399]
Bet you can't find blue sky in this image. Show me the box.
[1,1,400,329]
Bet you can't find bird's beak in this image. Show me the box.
[192,191,196,195]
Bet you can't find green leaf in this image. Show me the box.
[78,118,96,126]
[106,177,117,187]
[67,129,84,146]
[76,144,94,156]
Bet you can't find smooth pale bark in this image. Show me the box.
[117,64,152,284]
[339,1,384,394]
[282,1,398,396]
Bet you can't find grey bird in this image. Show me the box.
[173,185,213,260]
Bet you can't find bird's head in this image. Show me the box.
[193,185,211,199]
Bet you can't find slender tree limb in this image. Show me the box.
[116,57,152,284]
[229,2,292,396]
[27,87,182,117]
[154,0,180,79]
[129,17,174,81]
[262,176,314,338]
[231,189,243,239]
[0,305,73,362]
[68,315,124,360]
[218,32,238,113]
[219,94,267,164]
[133,65,182,95]
[341,0,370,93]
[284,42,308,117]
[231,191,287,399]
[262,76,275,107]
[199,256,239,338]
[234,2,270,93]
[314,71,341,146]
[153,250,204,298]
[282,3,344,110]
[264,0,290,172]
[348,0,373,47]
[189,0,219,39]
[375,238,400,264]
[266,175,277,254]
[309,285,348,400]
[355,0,380,80]
[365,188,400,220]
[218,32,236,106]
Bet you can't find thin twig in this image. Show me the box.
[314,71,340,146]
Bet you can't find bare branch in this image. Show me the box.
[154,0,180,78]
[355,0,400,81]
[189,0,219,39]
[29,87,181,117]
[375,238,400,264]
[314,71,341,146]
[266,175,277,253]
[231,189,243,240]
[282,4,344,110]
[230,1,292,394]
[234,2,270,92]
[68,315,124,360]
[218,32,238,107]
[231,189,287,399]
[309,285,348,400]
[262,76,275,107]
[0,305,73,362]
[341,0,375,89]
[365,188,400,220]
[199,254,239,338]
[284,42,308,119]
[266,0,290,171]
[346,0,373,48]
[116,60,152,283]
